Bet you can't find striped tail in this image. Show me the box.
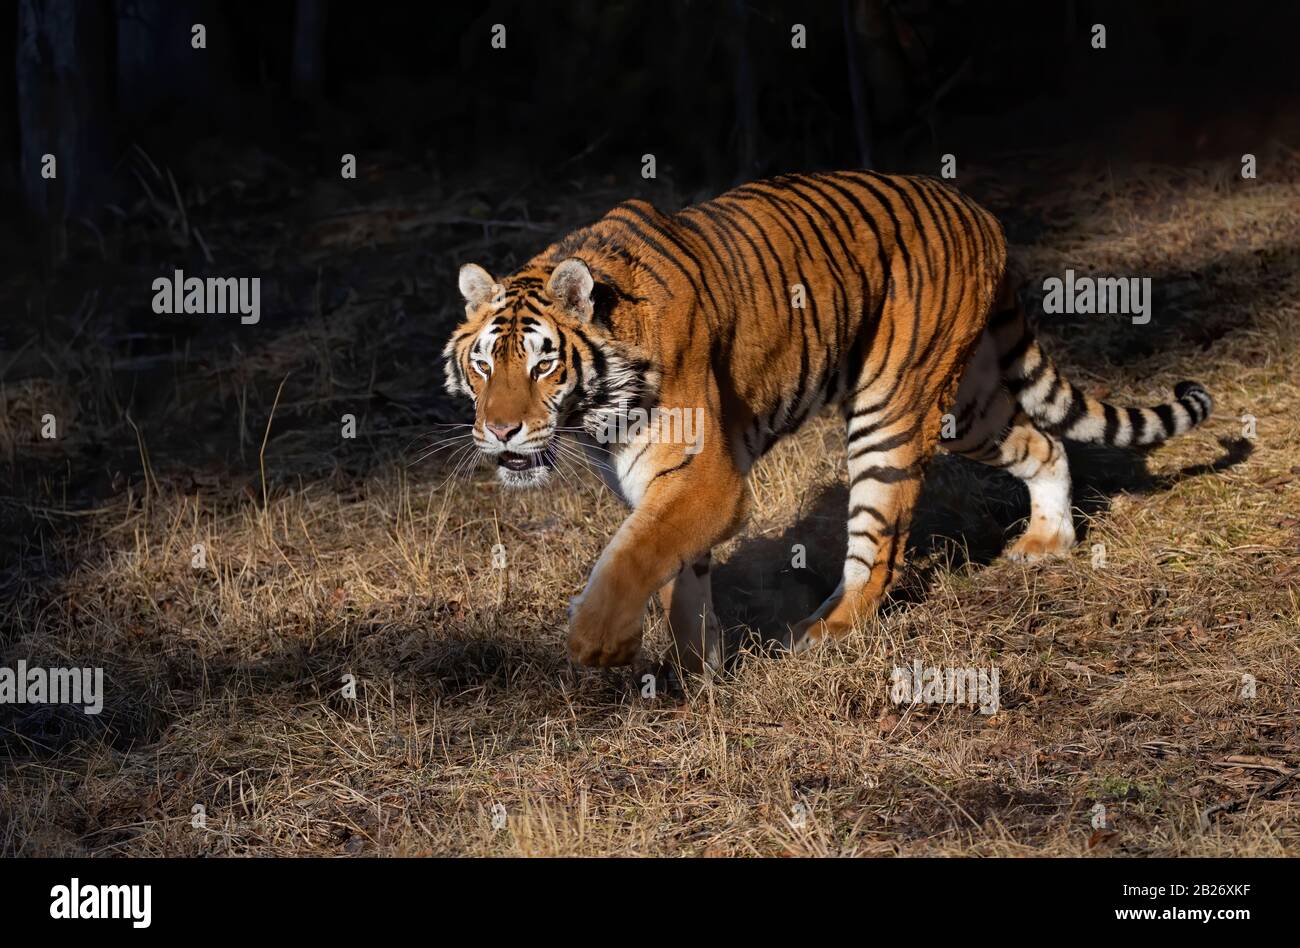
[991,296,1213,448]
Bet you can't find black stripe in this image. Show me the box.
[1153,403,1177,437]
[846,418,885,447]
[851,464,919,486]
[1056,386,1089,434]
[848,427,916,461]
[849,504,889,525]
[650,451,697,484]
[1102,403,1120,444]
[1126,407,1148,443]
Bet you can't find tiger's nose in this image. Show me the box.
[486,423,521,444]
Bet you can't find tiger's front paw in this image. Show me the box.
[567,585,645,668]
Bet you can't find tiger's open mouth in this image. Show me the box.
[493,447,556,487]
[496,450,552,472]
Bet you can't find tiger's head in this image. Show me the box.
[441,256,656,488]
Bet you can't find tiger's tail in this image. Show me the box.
[988,293,1213,448]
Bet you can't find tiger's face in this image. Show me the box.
[442,257,649,488]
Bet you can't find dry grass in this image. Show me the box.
[1,150,1298,856]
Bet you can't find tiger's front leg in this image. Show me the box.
[567,433,747,668]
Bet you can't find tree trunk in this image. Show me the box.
[16,0,114,261]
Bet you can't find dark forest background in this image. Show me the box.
[5,0,1300,265]
[1,0,1298,530]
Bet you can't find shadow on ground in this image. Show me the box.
[713,434,1252,647]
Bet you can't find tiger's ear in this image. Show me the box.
[458,263,498,309]
[546,258,594,321]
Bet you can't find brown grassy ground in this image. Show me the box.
[1,147,1297,856]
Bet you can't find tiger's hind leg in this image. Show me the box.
[784,386,944,652]
[943,340,1076,560]
[1000,420,1075,559]
[658,552,724,677]
[956,413,1076,560]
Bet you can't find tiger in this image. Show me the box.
[441,171,1213,674]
